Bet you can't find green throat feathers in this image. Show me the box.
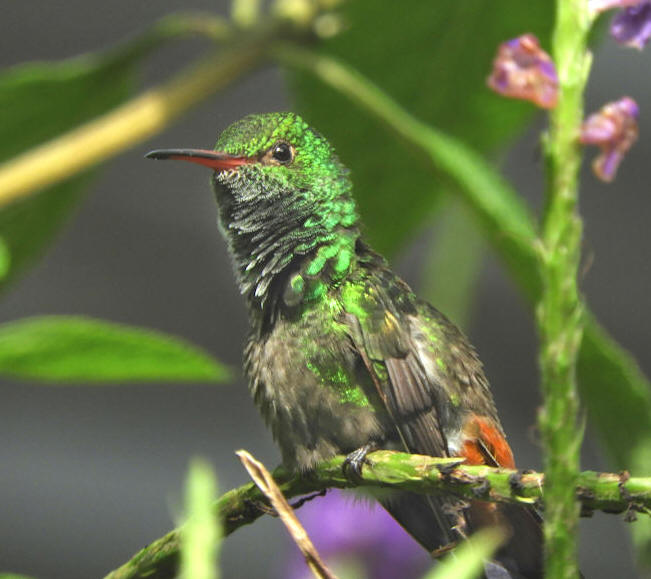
[211,112,360,312]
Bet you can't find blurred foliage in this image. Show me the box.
[290,0,554,255]
[0,316,230,382]
[0,24,187,288]
[0,238,9,281]
[0,48,137,286]
[422,528,505,579]
[420,200,483,329]
[0,29,232,385]
[180,459,221,579]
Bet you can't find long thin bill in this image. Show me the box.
[145,148,251,170]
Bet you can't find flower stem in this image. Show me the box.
[539,1,594,576]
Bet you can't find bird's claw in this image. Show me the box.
[435,458,466,476]
[508,470,526,493]
[343,443,375,482]
[471,477,491,498]
[290,489,327,510]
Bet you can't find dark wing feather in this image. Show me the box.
[341,265,453,459]
[384,354,447,456]
[342,270,466,552]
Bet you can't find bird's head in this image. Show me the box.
[146,112,359,305]
[146,112,351,205]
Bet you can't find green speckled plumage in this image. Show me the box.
[149,112,542,578]
[207,114,494,469]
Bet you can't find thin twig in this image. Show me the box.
[237,450,337,579]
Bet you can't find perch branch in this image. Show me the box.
[104,450,651,579]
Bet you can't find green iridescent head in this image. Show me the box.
[146,113,359,303]
[219,112,351,193]
[147,112,351,196]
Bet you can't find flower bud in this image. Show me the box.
[580,97,639,182]
[611,1,651,49]
[487,34,558,109]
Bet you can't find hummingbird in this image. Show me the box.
[146,112,543,578]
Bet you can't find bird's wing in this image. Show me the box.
[345,307,448,457]
[341,263,494,459]
[341,263,543,576]
[340,268,472,551]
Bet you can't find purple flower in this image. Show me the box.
[611,1,651,49]
[580,97,639,182]
[283,490,430,579]
[589,0,645,14]
[487,34,558,109]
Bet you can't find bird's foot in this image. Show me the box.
[342,443,376,483]
[508,470,527,493]
[471,476,491,498]
[435,458,466,476]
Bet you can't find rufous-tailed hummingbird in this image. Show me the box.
[146,112,542,578]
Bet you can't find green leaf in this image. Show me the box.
[289,0,554,254]
[0,54,130,284]
[0,316,230,383]
[420,198,483,330]
[180,459,221,579]
[579,318,651,566]
[0,28,172,287]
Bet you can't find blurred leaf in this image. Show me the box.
[420,198,483,330]
[0,575,36,579]
[289,0,554,254]
[0,316,230,383]
[0,28,172,288]
[578,318,651,566]
[180,459,221,579]
[0,174,90,288]
[421,528,505,579]
[0,237,9,280]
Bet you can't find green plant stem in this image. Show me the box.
[104,451,651,579]
[539,2,593,577]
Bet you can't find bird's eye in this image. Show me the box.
[270,142,294,164]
